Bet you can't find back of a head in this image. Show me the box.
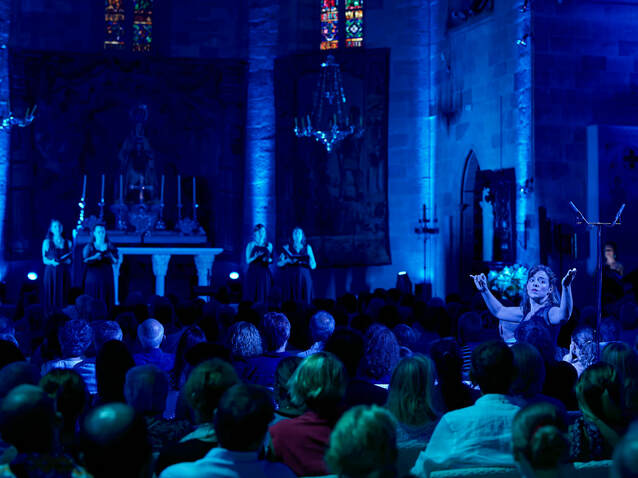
[457,312,483,345]
[325,405,397,478]
[470,340,515,395]
[96,340,135,402]
[0,340,24,370]
[215,384,275,451]
[393,324,417,350]
[124,365,169,416]
[74,295,93,320]
[361,324,400,381]
[289,351,346,416]
[511,343,546,398]
[572,325,596,370]
[310,310,336,344]
[137,318,164,349]
[429,337,463,384]
[387,355,441,426]
[612,423,638,478]
[40,369,88,425]
[275,356,303,407]
[512,402,568,470]
[260,312,291,352]
[576,362,623,425]
[514,320,556,364]
[600,318,621,343]
[92,321,123,351]
[324,327,364,378]
[0,362,40,399]
[0,384,56,453]
[602,342,638,383]
[59,319,93,358]
[228,321,263,359]
[82,403,151,478]
[184,359,240,423]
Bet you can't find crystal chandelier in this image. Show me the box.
[294,55,363,152]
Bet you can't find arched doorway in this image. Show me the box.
[459,151,480,292]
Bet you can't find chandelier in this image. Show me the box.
[294,55,363,152]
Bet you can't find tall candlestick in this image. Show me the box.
[81,175,87,199]
[119,175,123,203]
[160,175,165,203]
[177,175,181,204]
[192,177,196,205]
[100,174,105,202]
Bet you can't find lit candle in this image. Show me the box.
[81,175,87,199]
[100,174,105,202]
[177,175,181,204]
[119,175,123,203]
[160,175,165,203]
[192,177,196,205]
[294,117,298,129]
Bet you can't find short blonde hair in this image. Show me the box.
[288,352,346,414]
[386,354,442,426]
[325,405,397,477]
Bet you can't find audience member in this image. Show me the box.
[73,320,123,394]
[272,356,304,421]
[612,422,638,478]
[360,324,400,385]
[160,384,296,478]
[41,319,93,375]
[298,310,335,358]
[563,326,596,377]
[602,341,638,419]
[429,338,479,411]
[325,405,398,478]
[511,342,564,410]
[0,341,24,371]
[412,340,520,477]
[569,362,626,461]
[227,321,262,381]
[269,351,347,476]
[0,362,40,400]
[512,402,569,478]
[96,339,135,404]
[133,319,174,373]
[170,325,206,390]
[252,312,292,387]
[82,403,152,478]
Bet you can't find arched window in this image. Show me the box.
[104,0,153,53]
[320,0,364,50]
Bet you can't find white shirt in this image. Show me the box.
[159,447,296,478]
[411,394,521,478]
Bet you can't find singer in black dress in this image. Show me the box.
[83,224,119,309]
[42,219,72,314]
[278,227,316,304]
[244,224,273,304]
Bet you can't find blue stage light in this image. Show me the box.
[229,271,239,280]
[27,272,38,281]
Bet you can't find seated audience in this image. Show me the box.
[563,326,596,377]
[429,338,479,411]
[298,310,335,358]
[269,351,347,476]
[227,321,263,381]
[0,385,87,477]
[96,340,135,404]
[82,403,152,478]
[39,369,88,458]
[325,405,398,478]
[569,362,626,461]
[156,359,240,473]
[169,325,206,390]
[511,342,564,409]
[359,324,400,385]
[601,341,638,420]
[74,320,123,394]
[133,319,174,373]
[160,384,296,478]
[252,312,292,388]
[0,341,24,371]
[512,402,570,478]
[393,323,417,357]
[0,362,40,400]
[272,356,304,421]
[412,340,520,477]
[124,365,191,452]
[41,319,93,375]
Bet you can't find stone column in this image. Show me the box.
[112,255,123,305]
[151,254,171,297]
[194,254,215,300]
[0,0,10,279]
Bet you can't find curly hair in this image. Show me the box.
[360,324,400,381]
[58,319,93,358]
[227,321,262,358]
[520,265,561,318]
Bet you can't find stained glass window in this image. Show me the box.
[345,0,363,48]
[321,0,339,50]
[132,0,153,53]
[104,0,126,50]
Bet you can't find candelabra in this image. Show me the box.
[0,106,37,131]
[415,203,439,288]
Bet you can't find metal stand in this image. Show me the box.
[415,203,439,296]
[569,201,625,358]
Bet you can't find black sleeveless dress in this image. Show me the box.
[83,242,118,309]
[244,244,272,304]
[515,303,562,346]
[281,244,313,305]
[43,239,71,313]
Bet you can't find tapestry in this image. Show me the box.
[274,48,390,267]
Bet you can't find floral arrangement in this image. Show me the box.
[487,264,529,302]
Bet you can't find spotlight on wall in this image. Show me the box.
[516,33,531,47]
[27,272,38,281]
[396,271,413,295]
[229,271,240,280]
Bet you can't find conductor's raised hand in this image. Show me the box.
[562,268,577,288]
[470,273,488,292]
